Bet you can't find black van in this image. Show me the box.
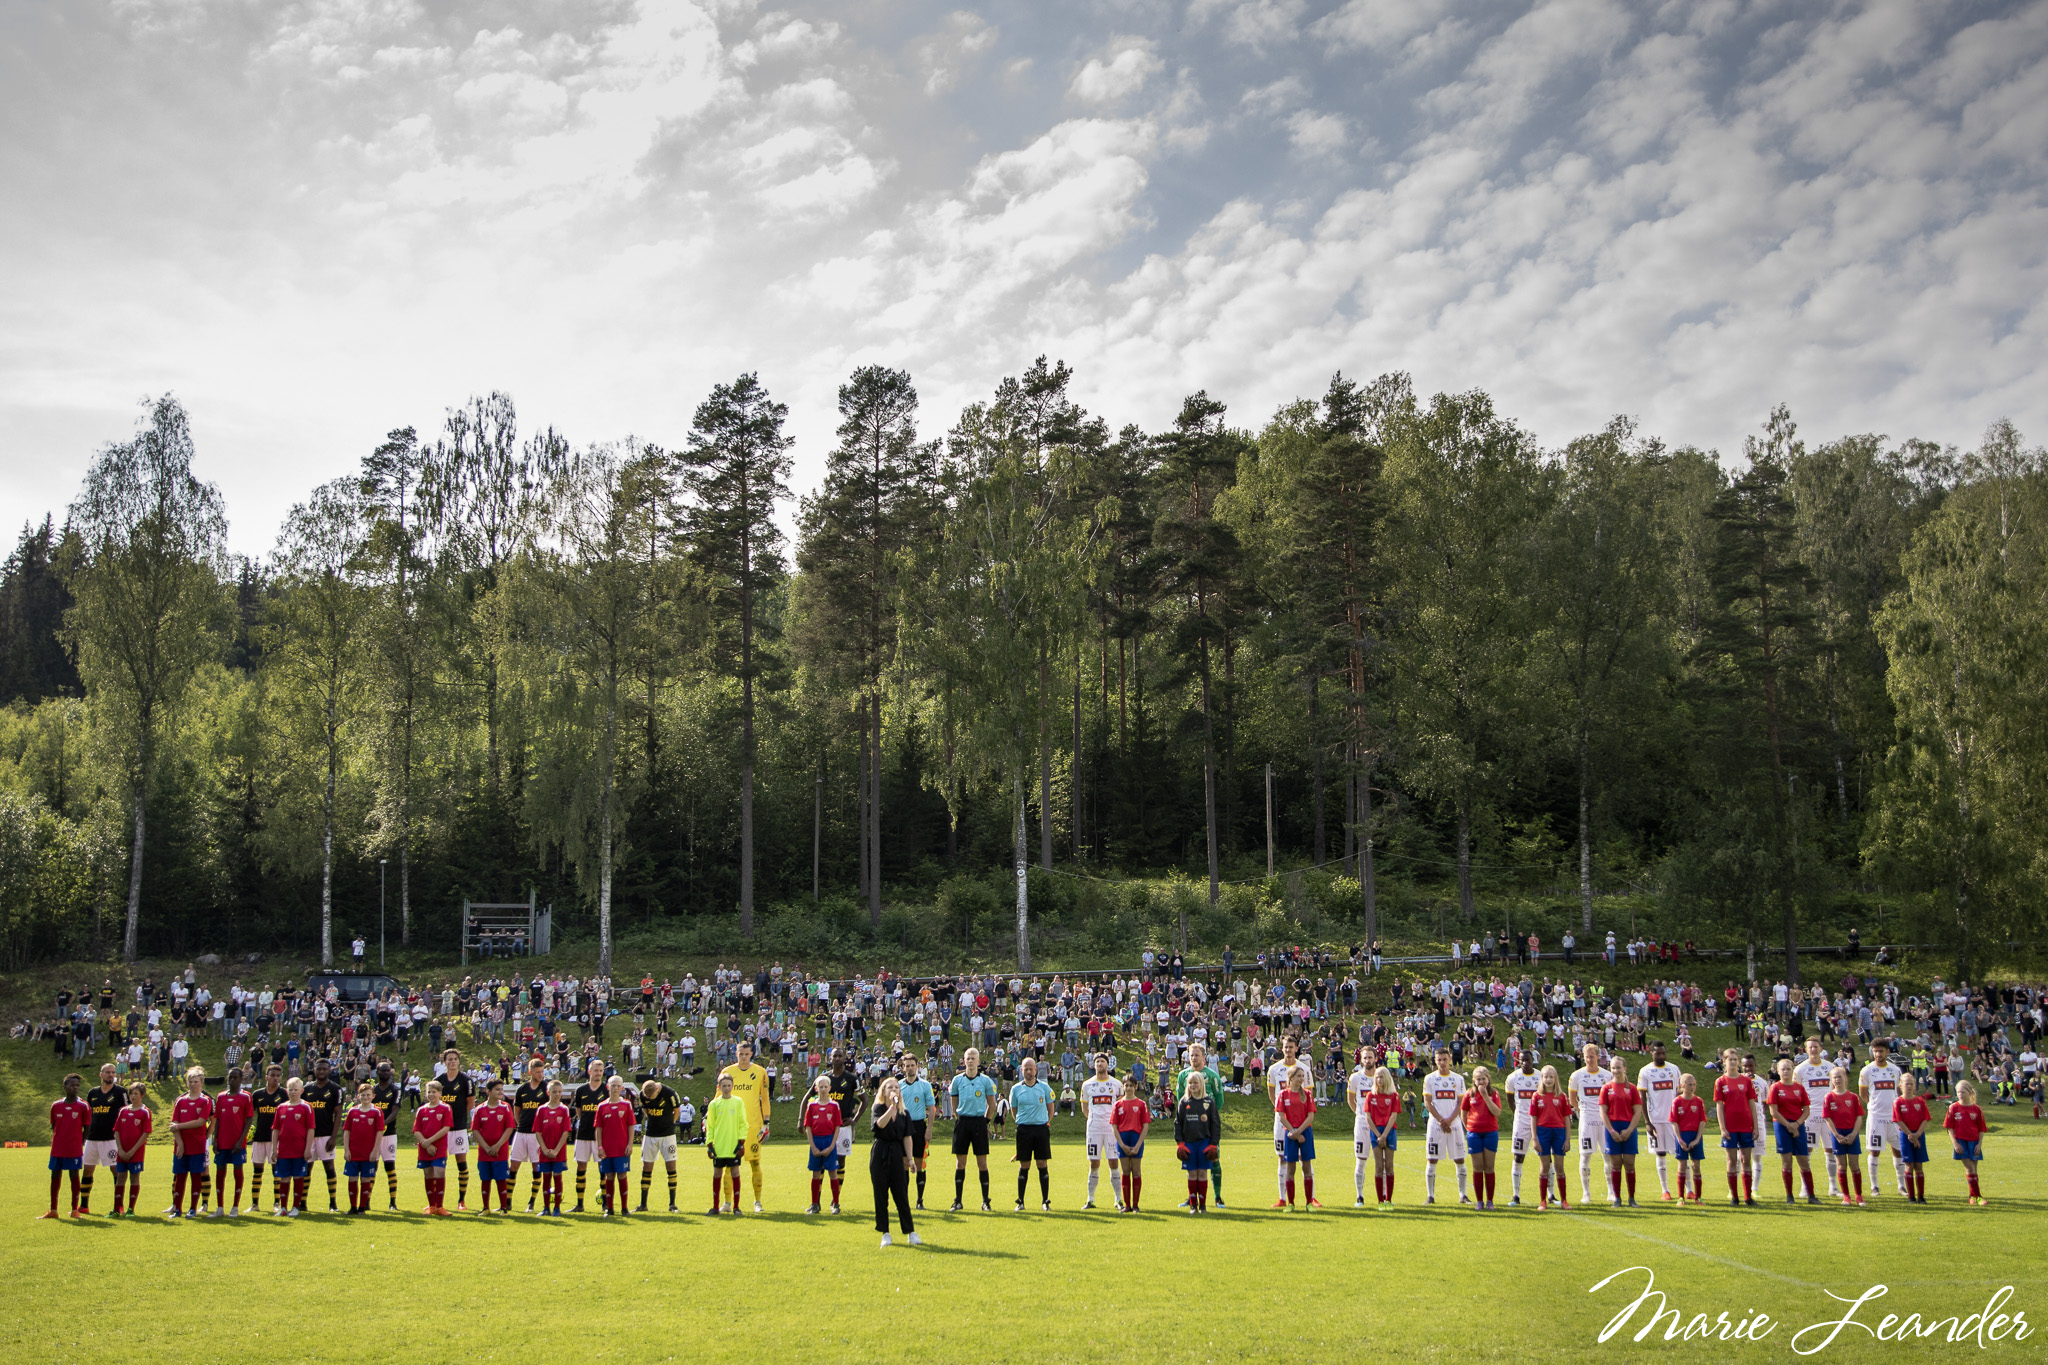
[305,969,404,1003]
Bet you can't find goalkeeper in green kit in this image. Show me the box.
[1175,1042,1227,1208]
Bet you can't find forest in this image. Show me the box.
[0,363,2042,980]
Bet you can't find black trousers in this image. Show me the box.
[872,1166,913,1233]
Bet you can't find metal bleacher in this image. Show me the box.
[461,890,550,965]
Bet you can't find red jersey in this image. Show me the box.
[1460,1089,1500,1134]
[1766,1080,1808,1125]
[1893,1094,1931,1135]
[273,1100,315,1160]
[1821,1092,1864,1134]
[1365,1092,1402,1128]
[343,1105,384,1163]
[1275,1089,1316,1131]
[49,1097,89,1160]
[413,1101,452,1157]
[1599,1080,1642,1125]
[1530,1092,1572,1128]
[172,1094,214,1156]
[533,1104,573,1157]
[1670,1095,1706,1132]
[801,1099,842,1138]
[1943,1103,1986,1143]
[1713,1075,1757,1130]
[595,1097,636,1158]
[1111,1097,1152,1132]
[471,1101,515,1156]
[213,1091,255,1150]
[115,1106,152,1160]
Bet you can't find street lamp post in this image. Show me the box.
[379,860,387,969]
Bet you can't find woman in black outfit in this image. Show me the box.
[870,1076,920,1246]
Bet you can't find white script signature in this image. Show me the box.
[1589,1267,2033,1353]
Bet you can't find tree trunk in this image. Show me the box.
[1038,651,1053,872]
[400,695,413,945]
[1072,668,1083,863]
[1456,799,1474,925]
[124,785,145,965]
[1309,676,1324,867]
[1360,755,1376,943]
[1343,758,1355,876]
[1578,732,1594,933]
[598,700,616,977]
[740,552,756,936]
[858,707,870,911]
[321,718,336,968]
[1201,641,1219,908]
[1264,761,1274,877]
[871,691,883,926]
[1014,774,1031,971]
[813,763,822,903]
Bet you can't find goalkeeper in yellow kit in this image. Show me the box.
[720,1041,773,1212]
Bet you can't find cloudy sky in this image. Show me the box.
[4,0,2045,554]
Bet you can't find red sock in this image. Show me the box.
[173,1172,186,1210]
[1969,1173,1981,1198]
[1782,1170,1795,1198]
[1132,1173,1141,1208]
[1801,1170,1815,1199]
[1610,1169,1621,1201]
[1304,1173,1314,1203]
[1188,1178,1199,1204]
[1625,1169,1636,1199]
[1285,1173,1296,1205]
[1539,1174,1549,1205]
[810,1177,820,1205]
[1385,1171,1394,1201]
[112,1182,125,1215]
[1729,1173,1740,1198]
[1741,1171,1752,1200]
[712,1174,722,1206]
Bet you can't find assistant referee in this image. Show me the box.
[948,1047,997,1211]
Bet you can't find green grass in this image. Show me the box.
[5,1131,2045,1364]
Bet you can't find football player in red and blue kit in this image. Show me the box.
[595,1076,638,1217]
[168,1066,215,1218]
[342,1084,385,1215]
[801,1076,843,1215]
[211,1068,256,1216]
[45,1073,89,1219]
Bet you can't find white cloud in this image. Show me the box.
[1189,0,1309,51]
[1286,109,1349,157]
[912,11,997,95]
[1069,38,1163,105]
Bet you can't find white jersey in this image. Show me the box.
[1505,1070,1543,1126]
[1793,1060,1836,1124]
[1079,1076,1122,1127]
[1637,1063,1681,1124]
[1347,1069,1375,1128]
[1859,1062,1903,1123]
[1421,1070,1467,1129]
[1268,1059,1312,1132]
[1567,1067,1611,1125]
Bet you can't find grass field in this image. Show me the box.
[6,1129,2045,1364]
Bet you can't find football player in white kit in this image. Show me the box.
[1266,1035,1312,1203]
[1636,1043,1682,1200]
[1793,1038,1840,1187]
[1503,1053,1543,1205]
[1078,1053,1124,1210]
[1859,1038,1907,1197]
[1345,1050,1376,1206]
[1565,1044,1611,1204]
[1421,1047,1471,1206]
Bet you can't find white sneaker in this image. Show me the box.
[753,1201,763,1214]
[907,1232,923,1246]
[879,1233,892,1247]
[228,1207,239,1218]
[208,1207,224,1218]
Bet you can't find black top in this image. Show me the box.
[640,1086,681,1138]
[869,1111,912,1175]
[303,1078,343,1137]
[571,1082,607,1139]
[826,1070,864,1126]
[514,1081,549,1134]
[1175,1095,1220,1150]
[252,1087,286,1142]
[85,1085,124,1141]
[372,1081,402,1135]
[440,1071,475,1129]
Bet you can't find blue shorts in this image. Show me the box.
[1828,1132,1861,1157]
[1370,1128,1398,1151]
[114,1161,145,1176]
[417,1157,446,1171]
[1281,1130,1316,1164]
[478,1161,509,1183]
[48,1156,81,1172]
[808,1138,836,1173]
[535,1160,566,1174]
[599,1156,630,1175]
[344,1160,378,1179]
[274,1158,310,1179]
[1721,1130,1754,1150]
[213,1148,246,1167]
[1467,1130,1498,1155]
[171,1153,208,1176]
[1901,1136,1928,1165]
[1535,1127,1569,1157]
[1773,1123,1809,1157]
[1604,1132,1638,1157]
[1116,1138,1145,1161]
[1674,1132,1705,1160]
[1182,1153,1212,1173]
[1953,1140,1982,1162]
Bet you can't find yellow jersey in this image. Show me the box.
[721,1062,771,1131]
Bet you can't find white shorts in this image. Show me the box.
[1510,1117,1534,1156]
[1803,1114,1831,1151]
[1352,1125,1375,1160]
[1865,1118,1898,1152]
[1425,1121,1467,1162]
[309,1136,334,1161]
[83,1139,118,1167]
[248,1141,275,1164]
[1646,1119,1677,1155]
[834,1125,853,1157]
[446,1130,469,1157]
[641,1134,678,1163]
[508,1133,540,1164]
[376,1135,397,1162]
[1085,1128,1118,1161]
[573,1138,600,1163]
[1578,1118,1603,1154]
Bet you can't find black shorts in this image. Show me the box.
[951,1115,989,1156]
[909,1119,928,1159]
[1015,1123,1052,1164]
[712,1155,740,1169]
